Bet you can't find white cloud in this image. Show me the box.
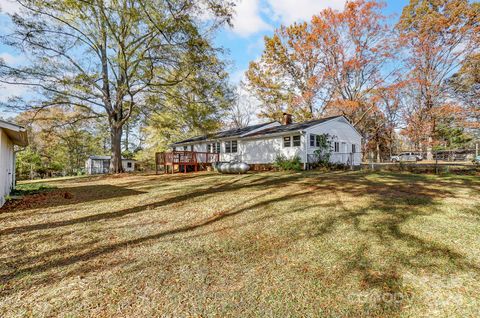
[0,52,25,65]
[265,0,346,24]
[0,0,21,15]
[231,0,271,37]
[0,82,29,100]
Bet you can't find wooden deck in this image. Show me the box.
[155,151,220,174]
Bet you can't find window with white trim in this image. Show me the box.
[283,136,291,147]
[333,142,340,152]
[207,142,220,153]
[293,135,301,147]
[310,134,322,147]
[224,140,238,153]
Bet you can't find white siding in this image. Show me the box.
[193,143,207,152]
[305,117,362,165]
[122,160,135,172]
[0,128,14,207]
[85,158,136,174]
[220,135,304,164]
[180,117,361,166]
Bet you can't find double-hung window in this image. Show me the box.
[207,142,221,153]
[225,140,238,153]
[293,135,301,147]
[352,144,356,154]
[285,135,301,147]
[333,142,340,152]
[310,134,322,147]
[310,134,315,147]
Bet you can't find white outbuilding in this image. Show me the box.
[0,120,28,207]
[85,156,136,175]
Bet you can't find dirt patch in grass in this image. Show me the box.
[1,190,73,212]
[0,171,479,317]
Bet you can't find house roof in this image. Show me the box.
[172,121,277,145]
[246,115,343,137]
[0,119,28,147]
[172,115,345,145]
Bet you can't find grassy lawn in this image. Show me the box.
[1,171,479,317]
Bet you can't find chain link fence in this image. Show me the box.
[362,148,480,174]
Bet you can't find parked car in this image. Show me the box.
[390,152,423,162]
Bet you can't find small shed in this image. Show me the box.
[0,120,28,207]
[85,156,135,175]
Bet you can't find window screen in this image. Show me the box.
[283,136,291,147]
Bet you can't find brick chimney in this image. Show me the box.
[282,113,293,125]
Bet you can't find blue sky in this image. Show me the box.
[212,0,409,85]
[0,0,410,117]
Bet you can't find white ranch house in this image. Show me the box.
[0,120,28,207]
[171,114,362,169]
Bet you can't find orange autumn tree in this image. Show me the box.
[448,53,480,128]
[246,22,322,122]
[397,0,479,159]
[311,0,398,129]
[246,0,398,129]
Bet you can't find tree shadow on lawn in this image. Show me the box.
[0,188,315,292]
[0,184,146,215]
[0,173,298,236]
[286,178,480,315]
[1,171,479,316]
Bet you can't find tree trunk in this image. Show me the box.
[426,136,433,161]
[376,143,381,163]
[110,125,124,173]
[124,123,129,152]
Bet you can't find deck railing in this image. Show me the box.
[156,151,219,166]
